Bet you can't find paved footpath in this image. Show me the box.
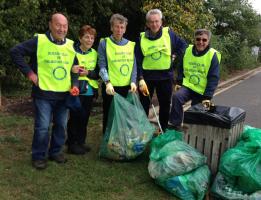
[149,66,261,128]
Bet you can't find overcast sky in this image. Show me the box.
[249,0,261,14]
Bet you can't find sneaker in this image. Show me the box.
[32,159,47,170]
[49,154,67,164]
[80,144,91,152]
[68,144,86,155]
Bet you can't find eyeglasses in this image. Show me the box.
[196,38,208,42]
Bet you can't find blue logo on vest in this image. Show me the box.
[151,52,162,60]
[120,64,129,76]
[53,66,67,80]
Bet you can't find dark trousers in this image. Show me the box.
[67,95,94,145]
[101,83,130,134]
[139,79,172,132]
[169,86,204,126]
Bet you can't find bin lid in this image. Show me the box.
[184,104,246,128]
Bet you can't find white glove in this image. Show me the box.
[202,100,211,110]
[130,82,137,93]
[105,82,115,95]
[139,79,149,96]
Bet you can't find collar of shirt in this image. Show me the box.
[49,32,65,45]
[74,42,92,54]
[192,45,210,56]
[109,35,128,45]
[145,26,163,40]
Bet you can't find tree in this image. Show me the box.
[205,0,261,46]
[142,0,215,42]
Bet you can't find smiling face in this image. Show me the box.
[195,33,210,52]
[111,19,126,41]
[49,13,68,41]
[146,13,162,34]
[79,33,95,51]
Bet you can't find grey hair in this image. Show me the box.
[110,13,128,26]
[194,29,212,40]
[146,9,163,21]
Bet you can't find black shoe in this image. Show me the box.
[49,154,67,164]
[80,144,91,152]
[32,159,47,170]
[68,144,86,155]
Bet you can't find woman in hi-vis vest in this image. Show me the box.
[67,25,99,155]
[169,29,221,131]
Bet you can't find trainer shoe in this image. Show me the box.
[49,154,67,164]
[68,144,86,155]
[80,144,91,152]
[32,159,47,170]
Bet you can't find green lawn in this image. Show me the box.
[0,105,177,200]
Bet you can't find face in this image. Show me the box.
[195,33,210,52]
[79,33,95,50]
[49,14,68,41]
[111,20,126,41]
[146,14,162,34]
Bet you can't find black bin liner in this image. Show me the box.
[184,104,246,129]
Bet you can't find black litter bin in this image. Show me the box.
[183,103,246,175]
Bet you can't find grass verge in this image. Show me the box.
[0,109,177,200]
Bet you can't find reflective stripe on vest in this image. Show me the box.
[77,49,99,89]
[183,45,221,95]
[106,38,135,86]
[37,34,75,92]
[140,27,171,70]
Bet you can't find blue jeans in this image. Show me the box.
[32,98,68,160]
[169,87,204,126]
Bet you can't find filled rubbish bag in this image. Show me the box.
[219,126,261,193]
[149,130,207,179]
[156,165,211,200]
[211,172,261,200]
[99,93,155,160]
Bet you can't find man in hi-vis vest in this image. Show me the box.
[10,13,78,170]
[136,9,187,133]
[98,13,137,134]
[169,29,221,131]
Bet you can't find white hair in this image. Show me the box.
[146,9,163,21]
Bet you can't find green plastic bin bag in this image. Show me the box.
[99,93,155,160]
[156,165,211,200]
[219,126,261,193]
[211,172,261,200]
[148,133,207,179]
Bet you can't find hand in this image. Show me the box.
[71,65,81,73]
[27,72,38,86]
[79,67,88,76]
[130,82,137,93]
[70,86,79,96]
[174,84,181,91]
[105,82,115,95]
[139,79,149,96]
[202,100,211,110]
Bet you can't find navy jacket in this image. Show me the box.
[177,45,220,99]
[10,31,78,100]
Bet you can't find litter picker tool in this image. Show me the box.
[143,90,163,134]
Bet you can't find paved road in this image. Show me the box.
[213,70,261,128]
